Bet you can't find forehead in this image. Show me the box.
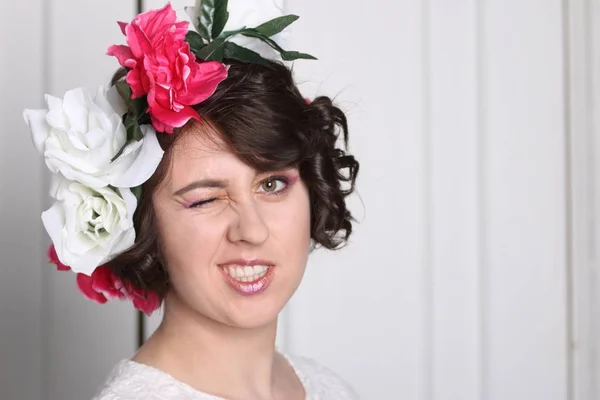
[166,124,249,183]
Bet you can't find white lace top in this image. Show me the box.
[92,353,359,400]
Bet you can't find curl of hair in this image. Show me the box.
[107,60,359,299]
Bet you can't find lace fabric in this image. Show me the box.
[92,353,359,400]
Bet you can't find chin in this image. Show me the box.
[213,266,303,329]
[220,294,288,330]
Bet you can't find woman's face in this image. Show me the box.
[153,125,311,329]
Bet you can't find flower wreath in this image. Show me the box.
[23,1,314,315]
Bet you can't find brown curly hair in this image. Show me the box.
[107,59,359,300]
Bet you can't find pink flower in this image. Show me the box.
[107,3,228,133]
[76,265,161,315]
[47,244,71,271]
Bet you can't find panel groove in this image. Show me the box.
[40,0,53,398]
[565,0,598,398]
[589,3,599,398]
[562,0,575,398]
[475,1,488,399]
[421,0,433,399]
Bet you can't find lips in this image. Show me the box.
[218,259,275,296]
[223,264,269,282]
[219,259,275,267]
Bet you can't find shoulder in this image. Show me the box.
[91,360,159,400]
[283,353,360,399]
[90,360,206,400]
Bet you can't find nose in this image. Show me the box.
[227,199,269,245]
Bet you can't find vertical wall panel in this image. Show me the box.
[589,2,600,397]
[428,1,482,399]
[43,1,138,399]
[285,1,425,399]
[569,0,600,398]
[566,1,594,399]
[0,1,44,399]
[483,1,568,399]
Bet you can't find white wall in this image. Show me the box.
[280,1,569,399]
[0,1,595,399]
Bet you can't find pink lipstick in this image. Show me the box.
[218,260,275,296]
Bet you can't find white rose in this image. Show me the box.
[23,86,164,189]
[186,0,289,59]
[42,175,137,275]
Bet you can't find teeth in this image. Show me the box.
[225,265,270,282]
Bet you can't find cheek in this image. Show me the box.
[156,209,229,274]
[264,189,311,255]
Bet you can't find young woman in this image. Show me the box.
[24,3,359,399]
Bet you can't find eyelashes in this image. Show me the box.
[257,175,293,195]
[188,198,218,208]
[186,175,295,209]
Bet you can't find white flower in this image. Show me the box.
[23,86,164,189]
[42,175,137,275]
[186,0,289,59]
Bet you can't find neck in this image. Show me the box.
[134,292,282,399]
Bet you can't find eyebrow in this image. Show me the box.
[173,179,229,196]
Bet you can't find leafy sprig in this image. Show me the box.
[111,81,150,201]
[108,0,316,204]
[184,0,316,65]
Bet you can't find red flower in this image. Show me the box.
[47,244,71,271]
[76,273,109,304]
[107,3,228,133]
[76,265,160,316]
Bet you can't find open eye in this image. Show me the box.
[258,177,288,194]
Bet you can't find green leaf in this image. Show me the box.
[131,97,148,118]
[211,0,229,39]
[196,38,226,61]
[219,26,248,39]
[111,113,143,162]
[196,21,210,41]
[111,140,130,162]
[279,50,318,61]
[114,81,148,117]
[253,15,299,37]
[241,29,317,61]
[223,42,272,67]
[124,114,144,142]
[192,0,230,41]
[184,5,201,34]
[130,124,144,142]
[138,113,151,126]
[198,0,215,41]
[130,185,143,202]
[186,30,206,54]
[115,81,133,109]
[240,29,284,51]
